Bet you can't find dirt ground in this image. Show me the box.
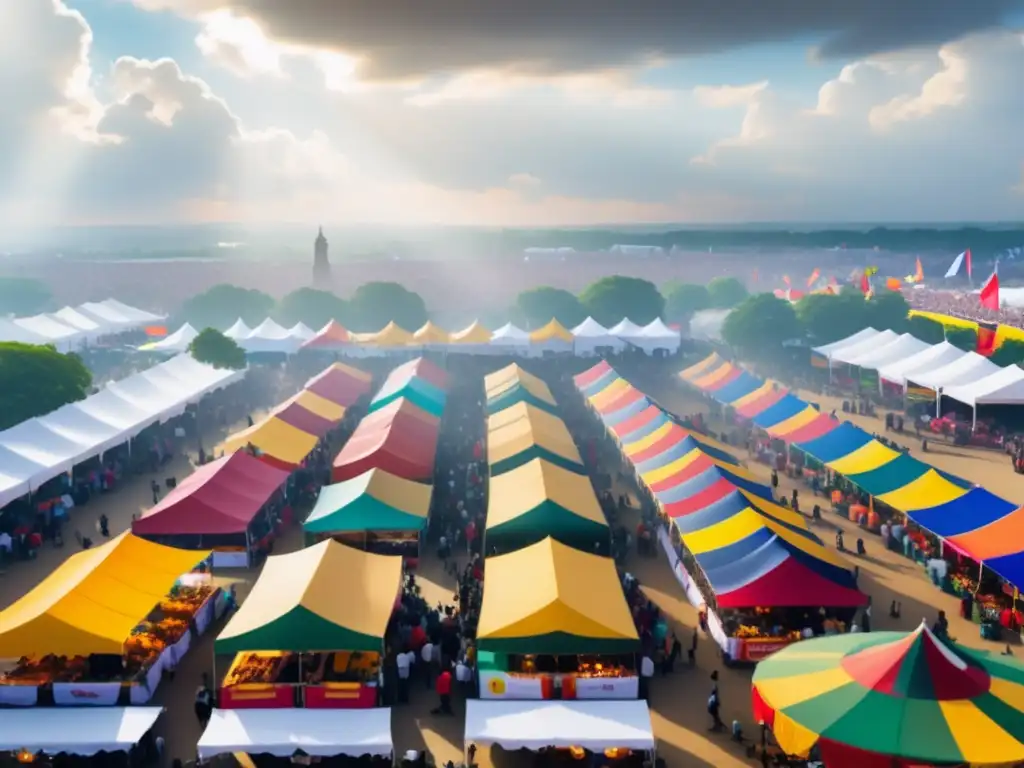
[1,362,1018,767]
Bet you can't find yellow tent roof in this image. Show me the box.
[488,458,608,530]
[529,318,574,343]
[477,537,638,644]
[221,416,319,465]
[413,321,451,344]
[623,420,739,461]
[0,533,207,657]
[354,321,414,346]
[450,321,492,344]
[216,539,402,653]
[589,378,632,410]
[488,406,582,467]
[680,353,722,381]
[291,390,347,422]
[485,364,556,405]
[318,361,373,383]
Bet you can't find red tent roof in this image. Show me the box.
[574,361,612,388]
[305,363,373,406]
[717,556,866,609]
[735,388,787,419]
[598,387,646,416]
[132,452,289,536]
[777,413,839,444]
[629,424,697,465]
[388,357,449,390]
[272,401,335,436]
[332,403,440,482]
[302,320,351,348]
[611,405,662,439]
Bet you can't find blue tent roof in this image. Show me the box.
[909,488,1018,538]
[713,372,764,405]
[751,394,810,428]
[982,552,1024,593]
[617,410,670,444]
[655,464,772,505]
[601,397,651,426]
[581,369,620,396]
[795,422,874,463]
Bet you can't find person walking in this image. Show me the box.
[708,671,724,732]
[194,673,214,729]
[432,667,453,715]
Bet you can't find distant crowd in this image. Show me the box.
[909,288,1024,327]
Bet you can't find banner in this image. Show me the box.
[479,671,545,699]
[0,685,39,706]
[53,682,122,706]
[734,638,792,663]
[574,676,639,700]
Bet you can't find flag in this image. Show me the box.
[915,257,924,282]
[965,248,973,278]
[860,272,871,295]
[806,268,820,288]
[977,321,998,356]
[945,252,965,278]
[783,275,791,287]
[980,269,1000,310]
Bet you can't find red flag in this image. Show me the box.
[980,270,999,310]
[977,321,998,356]
[965,248,973,279]
[806,268,821,288]
[860,272,870,294]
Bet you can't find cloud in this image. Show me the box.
[690,30,1024,219]
[129,0,1022,83]
[694,81,768,109]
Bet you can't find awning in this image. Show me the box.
[304,362,372,405]
[0,707,163,756]
[332,399,441,482]
[487,404,583,475]
[465,700,655,752]
[304,468,430,534]
[811,328,880,357]
[198,708,393,759]
[529,319,573,343]
[477,537,639,654]
[0,533,208,657]
[877,341,967,386]
[222,416,320,467]
[215,539,402,654]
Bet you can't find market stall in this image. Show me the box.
[529,319,574,355]
[0,534,217,706]
[486,457,609,555]
[131,451,290,567]
[303,361,374,406]
[332,397,441,483]
[485,363,560,415]
[0,706,164,756]
[487,401,585,476]
[751,622,1024,767]
[197,708,394,760]
[215,539,402,709]
[301,320,352,351]
[304,467,430,558]
[369,365,448,418]
[476,537,640,700]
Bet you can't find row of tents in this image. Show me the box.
[681,351,1024,589]
[2,300,166,351]
[0,354,246,509]
[477,364,639,655]
[146,317,683,356]
[575,361,865,610]
[813,327,1024,416]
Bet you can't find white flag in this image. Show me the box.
[945,252,965,278]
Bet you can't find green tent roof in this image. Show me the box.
[304,468,430,534]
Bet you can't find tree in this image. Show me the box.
[0,343,92,430]
[722,294,803,357]
[664,283,712,322]
[178,284,275,330]
[188,328,247,369]
[795,292,869,345]
[513,287,586,329]
[347,282,428,332]
[907,314,946,345]
[276,288,348,329]
[578,275,665,326]
[945,327,978,352]
[707,276,749,308]
[989,339,1024,367]
[0,278,52,316]
[867,291,910,333]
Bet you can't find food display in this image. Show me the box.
[223,652,293,686]
[951,572,979,596]
[159,585,215,617]
[576,659,629,679]
[734,625,802,641]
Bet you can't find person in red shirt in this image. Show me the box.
[409,624,427,650]
[465,520,477,554]
[432,668,453,715]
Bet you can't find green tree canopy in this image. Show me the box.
[178,284,275,330]
[188,328,247,370]
[513,287,586,329]
[578,275,664,326]
[795,292,870,345]
[907,314,947,345]
[0,343,92,430]
[276,288,348,330]
[945,327,978,352]
[988,339,1024,367]
[347,282,428,332]
[867,291,910,333]
[722,293,803,357]
[707,276,749,309]
[664,283,712,322]
[0,278,52,316]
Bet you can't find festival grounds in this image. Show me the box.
[1,356,1019,768]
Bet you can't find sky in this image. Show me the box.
[2,0,1023,229]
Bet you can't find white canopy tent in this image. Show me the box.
[142,323,198,353]
[822,329,899,364]
[571,317,624,355]
[608,318,645,341]
[942,366,1024,425]
[811,328,880,357]
[77,300,162,332]
[223,318,252,340]
[100,299,166,324]
[490,323,531,354]
[465,700,655,752]
[197,708,393,759]
[877,341,967,387]
[53,306,108,339]
[0,354,245,508]
[635,318,681,353]
[840,333,931,371]
[288,322,315,341]
[241,318,303,354]
[13,314,82,351]
[0,706,163,756]
[0,317,51,345]
[909,352,1002,391]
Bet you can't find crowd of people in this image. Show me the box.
[909,287,1024,325]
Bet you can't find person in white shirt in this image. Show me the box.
[455,660,471,694]
[421,642,435,689]
[396,650,411,703]
[639,655,654,700]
